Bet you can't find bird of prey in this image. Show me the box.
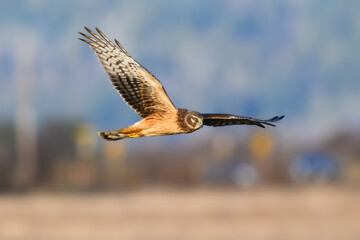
[79,27,284,141]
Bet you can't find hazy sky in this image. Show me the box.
[1,0,359,141]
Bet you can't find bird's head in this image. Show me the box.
[184,111,203,130]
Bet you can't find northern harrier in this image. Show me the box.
[79,27,284,141]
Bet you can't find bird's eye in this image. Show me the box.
[191,117,197,123]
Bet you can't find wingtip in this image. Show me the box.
[83,26,98,37]
[78,32,87,38]
[262,115,284,128]
[78,38,91,45]
[263,122,276,128]
[95,27,104,36]
[267,115,285,122]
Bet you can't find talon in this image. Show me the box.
[128,133,140,138]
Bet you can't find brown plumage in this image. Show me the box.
[79,27,284,141]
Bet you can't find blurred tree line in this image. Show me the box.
[0,120,359,192]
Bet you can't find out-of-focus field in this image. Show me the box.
[0,187,359,240]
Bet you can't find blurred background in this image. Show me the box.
[0,0,360,239]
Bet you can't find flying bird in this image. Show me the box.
[79,27,284,141]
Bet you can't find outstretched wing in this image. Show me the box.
[78,27,177,118]
[202,114,284,128]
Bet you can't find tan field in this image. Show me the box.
[1,187,360,240]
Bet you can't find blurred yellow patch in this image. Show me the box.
[75,123,96,147]
[249,132,274,159]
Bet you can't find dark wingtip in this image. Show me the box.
[278,115,285,120]
[78,38,91,45]
[267,115,285,122]
[95,27,105,37]
[261,122,276,127]
[78,32,88,38]
[260,115,284,128]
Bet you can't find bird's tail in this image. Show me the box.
[98,129,141,141]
